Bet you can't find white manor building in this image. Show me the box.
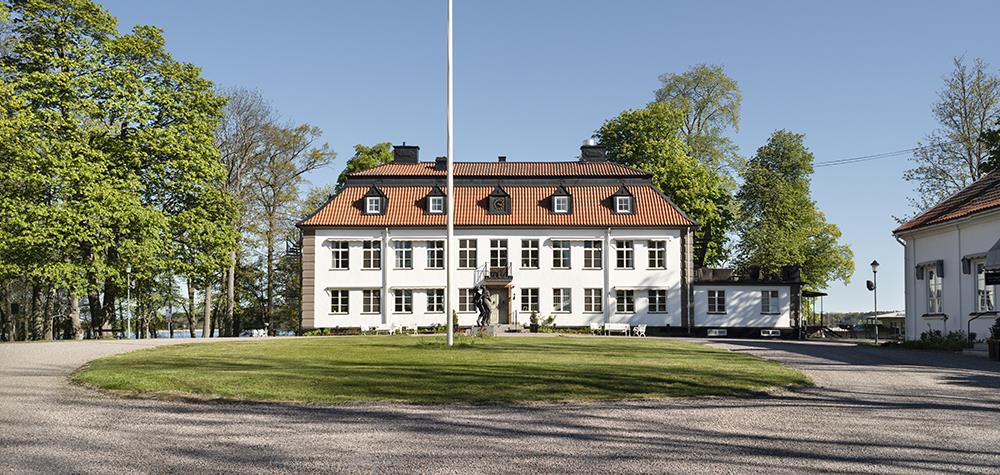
[298,142,803,336]
[894,171,1000,341]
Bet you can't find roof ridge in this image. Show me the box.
[895,170,1000,233]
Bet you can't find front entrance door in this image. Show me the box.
[488,287,510,324]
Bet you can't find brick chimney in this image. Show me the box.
[579,138,607,162]
[393,143,420,164]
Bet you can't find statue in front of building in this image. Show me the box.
[474,284,492,327]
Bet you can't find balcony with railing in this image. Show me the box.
[474,262,513,286]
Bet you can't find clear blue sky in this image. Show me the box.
[101,0,1000,312]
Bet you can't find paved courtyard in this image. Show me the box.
[1,337,998,474]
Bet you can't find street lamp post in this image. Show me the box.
[125,264,132,339]
[870,260,879,345]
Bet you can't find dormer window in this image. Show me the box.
[612,185,634,214]
[426,185,446,214]
[551,185,572,214]
[362,186,387,215]
[488,185,511,215]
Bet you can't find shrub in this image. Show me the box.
[899,330,972,351]
[989,318,1000,342]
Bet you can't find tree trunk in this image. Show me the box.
[202,280,212,338]
[42,285,54,341]
[87,281,103,339]
[266,226,274,336]
[69,290,82,340]
[225,251,236,337]
[29,285,41,340]
[101,280,118,338]
[186,279,196,338]
[1,286,11,342]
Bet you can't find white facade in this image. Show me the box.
[692,284,793,329]
[897,209,1000,341]
[307,227,684,329]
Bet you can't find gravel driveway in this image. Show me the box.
[1,337,998,474]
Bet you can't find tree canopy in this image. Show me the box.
[596,102,734,267]
[735,130,854,290]
[335,142,393,191]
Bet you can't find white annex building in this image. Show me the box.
[298,143,803,336]
[894,171,1000,341]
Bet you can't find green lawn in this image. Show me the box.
[73,336,810,404]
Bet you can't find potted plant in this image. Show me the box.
[529,310,539,333]
[988,318,1000,362]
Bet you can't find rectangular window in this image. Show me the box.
[552,240,571,269]
[616,289,635,313]
[926,266,942,313]
[615,196,633,213]
[977,262,996,312]
[648,290,668,313]
[395,241,412,269]
[553,288,571,313]
[521,239,539,269]
[366,196,382,214]
[490,239,508,267]
[616,240,634,269]
[459,288,475,312]
[394,289,412,313]
[330,241,349,270]
[362,240,381,270]
[553,196,569,213]
[708,290,726,314]
[428,196,444,214]
[521,288,539,312]
[426,289,444,313]
[329,290,349,314]
[584,288,603,313]
[647,240,667,269]
[362,289,381,314]
[426,240,444,269]
[458,239,477,269]
[583,240,603,269]
[761,290,779,314]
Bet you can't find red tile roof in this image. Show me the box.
[300,185,694,227]
[350,161,649,178]
[894,171,1000,233]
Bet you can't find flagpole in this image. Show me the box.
[445,0,455,346]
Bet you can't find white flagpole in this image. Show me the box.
[445,0,455,346]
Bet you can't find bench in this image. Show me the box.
[604,323,630,336]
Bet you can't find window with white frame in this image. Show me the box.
[708,290,726,313]
[362,289,381,314]
[459,288,475,312]
[584,240,602,269]
[926,266,942,313]
[647,240,667,269]
[426,240,444,269]
[395,241,412,269]
[616,240,634,269]
[761,290,779,314]
[552,240,571,269]
[394,289,412,313]
[458,239,477,269]
[428,196,444,214]
[584,288,602,313]
[365,196,382,214]
[553,288,571,313]
[616,289,635,313]
[490,239,508,267]
[521,239,539,269]
[521,288,539,312]
[362,240,380,270]
[330,241,349,270]
[976,262,996,312]
[648,290,668,313]
[615,195,633,213]
[329,290,349,314]
[426,289,444,313]
[552,196,570,213]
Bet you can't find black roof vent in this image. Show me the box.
[434,156,448,171]
[498,155,507,162]
[580,138,607,162]
[393,143,419,164]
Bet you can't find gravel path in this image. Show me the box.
[1,337,999,474]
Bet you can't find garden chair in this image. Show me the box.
[374,324,392,335]
[359,325,373,335]
[590,322,603,335]
[633,324,647,337]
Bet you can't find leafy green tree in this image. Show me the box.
[335,143,393,191]
[736,130,854,290]
[654,64,743,177]
[596,103,734,266]
[905,57,1000,213]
